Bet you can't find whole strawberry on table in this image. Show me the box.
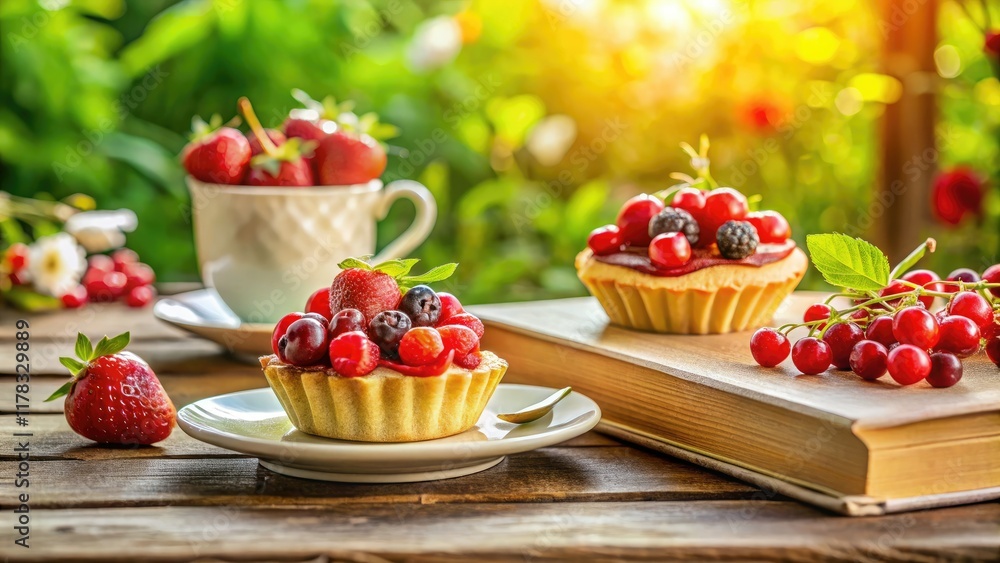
[181,90,398,187]
[46,332,175,445]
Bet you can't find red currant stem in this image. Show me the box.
[888,237,936,280]
[895,279,1000,298]
[238,97,279,156]
[823,292,857,305]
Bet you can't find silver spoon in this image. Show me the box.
[497,387,572,424]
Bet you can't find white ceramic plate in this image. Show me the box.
[178,384,602,483]
[153,289,273,360]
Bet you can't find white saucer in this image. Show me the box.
[154,289,274,360]
[178,385,601,482]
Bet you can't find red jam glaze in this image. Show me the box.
[377,350,455,377]
[594,240,796,277]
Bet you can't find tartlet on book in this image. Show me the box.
[263,258,507,442]
[577,137,807,334]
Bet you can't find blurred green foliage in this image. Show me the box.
[1,0,997,303]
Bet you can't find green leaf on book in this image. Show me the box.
[806,233,890,292]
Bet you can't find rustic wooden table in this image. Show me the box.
[2,296,998,562]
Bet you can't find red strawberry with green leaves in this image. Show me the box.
[313,112,397,185]
[329,257,458,324]
[46,332,175,445]
[181,114,251,184]
[239,97,315,187]
[281,89,351,144]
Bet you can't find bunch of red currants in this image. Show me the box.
[751,265,1000,387]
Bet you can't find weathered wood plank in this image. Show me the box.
[0,448,757,509]
[0,414,621,461]
[12,502,999,561]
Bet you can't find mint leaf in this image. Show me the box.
[806,234,890,292]
[93,332,130,359]
[401,263,458,287]
[889,238,937,280]
[373,258,419,278]
[75,333,93,362]
[338,257,372,270]
[59,357,87,376]
[45,380,74,402]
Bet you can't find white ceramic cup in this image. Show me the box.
[187,177,437,324]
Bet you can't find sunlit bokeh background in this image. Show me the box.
[2,0,997,303]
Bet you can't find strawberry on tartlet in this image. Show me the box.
[262,258,508,442]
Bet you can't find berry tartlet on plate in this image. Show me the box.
[576,138,808,334]
[261,258,507,442]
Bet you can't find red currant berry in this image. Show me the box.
[437,292,464,324]
[982,264,1000,298]
[947,291,993,330]
[271,312,304,357]
[304,287,333,320]
[88,254,115,273]
[111,248,139,271]
[942,268,980,292]
[398,327,446,366]
[901,269,941,309]
[701,188,748,240]
[671,187,706,218]
[437,325,479,356]
[616,194,665,247]
[750,328,790,367]
[791,337,831,375]
[926,352,963,388]
[984,315,999,342]
[588,225,624,256]
[328,331,380,377]
[60,285,88,309]
[5,242,29,272]
[892,306,940,349]
[934,315,981,358]
[125,285,156,308]
[803,303,832,327]
[823,322,864,370]
[85,271,127,302]
[878,280,910,309]
[864,316,896,347]
[986,337,1000,367]
[441,313,485,338]
[887,344,931,385]
[329,308,366,338]
[648,232,692,268]
[283,318,329,366]
[849,340,888,380]
[744,211,790,244]
[121,262,155,291]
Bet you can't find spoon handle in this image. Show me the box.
[497,387,572,423]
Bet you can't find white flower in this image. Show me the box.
[28,233,87,297]
[64,209,137,253]
[407,16,462,71]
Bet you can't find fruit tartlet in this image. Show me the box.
[261,258,507,442]
[576,137,808,334]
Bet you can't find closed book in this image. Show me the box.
[473,293,1000,516]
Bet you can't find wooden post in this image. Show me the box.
[875,0,939,263]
